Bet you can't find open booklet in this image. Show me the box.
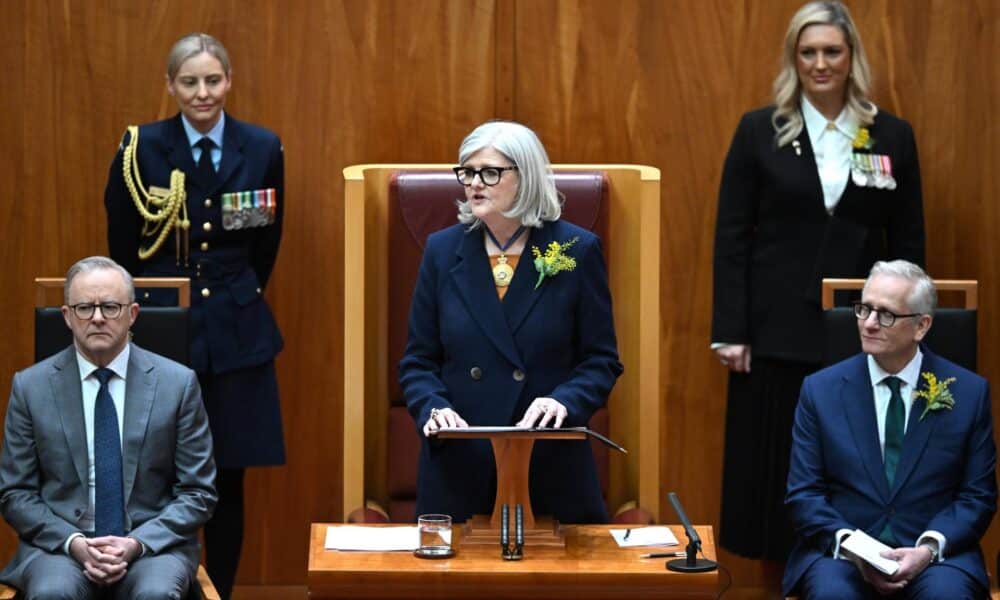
[431,426,627,454]
[839,529,900,575]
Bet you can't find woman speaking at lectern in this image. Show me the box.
[399,121,623,524]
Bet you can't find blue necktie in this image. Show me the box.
[878,376,905,546]
[94,367,125,537]
[196,137,218,186]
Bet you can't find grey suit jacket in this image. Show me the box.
[0,343,217,586]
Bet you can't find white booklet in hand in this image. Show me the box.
[840,529,899,575]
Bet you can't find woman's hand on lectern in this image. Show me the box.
[516,397,567,429]
[423,407,469,437]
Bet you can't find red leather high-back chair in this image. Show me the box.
[379,171,612,522]
[342,164,664,525]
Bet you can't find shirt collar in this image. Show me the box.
[867,346,923,391]
[180,111,226,150]
[801,94,857,142]
[75,343,131,383]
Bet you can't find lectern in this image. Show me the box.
[435,426,625,547]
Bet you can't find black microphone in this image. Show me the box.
[665,492,717,573]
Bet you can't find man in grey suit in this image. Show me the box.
[0,256,217,598]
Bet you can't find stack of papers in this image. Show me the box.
[324,525,420,551]
[840,529,900,575]
[610,526,680,547]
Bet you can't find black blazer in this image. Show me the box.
[712,106,925,363]
[104,113,284,375]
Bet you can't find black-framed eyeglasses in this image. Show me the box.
[452,165,518,186]
[853,302,921,328]
[69,302,129,320]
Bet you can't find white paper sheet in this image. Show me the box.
[324,525,420,551]
[840,529,900,575]
[610,526,680,547]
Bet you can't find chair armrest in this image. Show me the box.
[346,500,391,523]
[610,500,655,525]
[197,564,221,600]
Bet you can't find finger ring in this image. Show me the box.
[430,408,440,420]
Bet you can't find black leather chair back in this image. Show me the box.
[34,307,190,365]
[822,307,977,372]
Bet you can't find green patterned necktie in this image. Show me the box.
[883,376,905,487]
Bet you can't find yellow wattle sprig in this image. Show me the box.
[914,371,957,421]
[852,127,875,150]
[531,237,579,289]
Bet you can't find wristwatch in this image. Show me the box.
[921,543,939,563]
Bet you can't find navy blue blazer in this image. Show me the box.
[104,113,284,375]
[713,106,925,363]
[784,350,997,595]
[399,219,623,524]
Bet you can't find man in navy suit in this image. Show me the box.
[784,260,996,599]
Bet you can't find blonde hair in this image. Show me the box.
[456,121,562,228]
[772,1,876,146]
[166,33,231,80]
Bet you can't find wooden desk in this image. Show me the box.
[308,523,718,599]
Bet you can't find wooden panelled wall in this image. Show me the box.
[0,0,996,594]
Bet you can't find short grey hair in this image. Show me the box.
[167,33,231,80]
[64,256,135,305]
[863,260,937,315]
[456,121,562,228]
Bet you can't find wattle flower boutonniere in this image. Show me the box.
[531,237,579,289]
[913,372,957,420]
[852,127,875,150]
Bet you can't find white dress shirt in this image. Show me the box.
[801,94,857,215]
[833,348,946,562]
[63,345,129,552]
[180,110,225,171]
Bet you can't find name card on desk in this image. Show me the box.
[325,525,420,551]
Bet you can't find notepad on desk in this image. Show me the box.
[324,525,420,551]
[839,529,900,575]
[610,526,679,548]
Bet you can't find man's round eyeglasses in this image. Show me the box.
[69,302,128,320]
[453,166,518,187]
[853,302,921,328]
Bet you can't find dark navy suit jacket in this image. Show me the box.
[783,350,997,595]
[399,219,623,523]
[104,113,285,467]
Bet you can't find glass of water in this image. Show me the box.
[416,514,453,558]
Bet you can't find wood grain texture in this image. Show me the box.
[308,523,718,599]
[0,0,996,594]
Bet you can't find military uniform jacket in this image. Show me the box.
[104,113,284,375]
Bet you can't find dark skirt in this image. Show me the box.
[198,361,286,469]
[719,357,818,560]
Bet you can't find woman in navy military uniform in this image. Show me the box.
[712,2,925,562]
[104,33,284,600]
[399,121,623,524]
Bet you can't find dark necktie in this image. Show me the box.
[878,376,905,546]
[94,367,125,537]
[883,376,905,487]
[196,137,218,186]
